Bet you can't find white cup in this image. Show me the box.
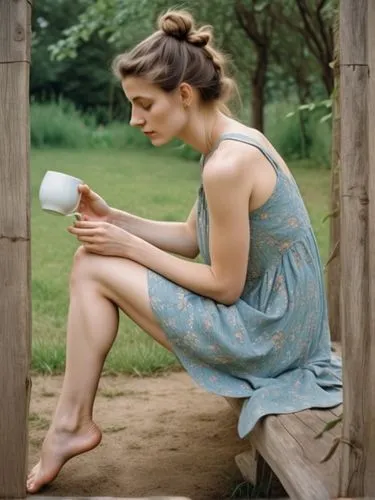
[39,170,83,215]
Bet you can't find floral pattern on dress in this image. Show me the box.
[148,133,342,438]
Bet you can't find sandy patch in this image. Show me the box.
[28,371,248,500]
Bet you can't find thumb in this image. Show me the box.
[78,184,90,194]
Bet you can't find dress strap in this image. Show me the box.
[204,132,281,175]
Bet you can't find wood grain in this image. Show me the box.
[226,398,342,500]
[339,0,367,65]
[339,0,375,496]
[0,1,32,498]
[364,0,375,494]
[235,449,257,485]
[327,9,341,342]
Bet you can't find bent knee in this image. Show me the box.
[70,246,100,286]
[70,247,137,289]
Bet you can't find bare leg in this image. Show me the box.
[27,247,173,493]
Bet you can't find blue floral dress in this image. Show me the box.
[147,133,342,438]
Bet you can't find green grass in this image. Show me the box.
[31,149,331,375]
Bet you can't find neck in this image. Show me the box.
[176,106,234,155]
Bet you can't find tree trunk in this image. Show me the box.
[108,80,114,123]
[327,9,341,342]
[296,79,311,159]
[251,46,268,132]
[322,64,334,96]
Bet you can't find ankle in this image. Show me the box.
[52,411,93,433]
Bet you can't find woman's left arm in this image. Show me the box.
[70,157,252,305]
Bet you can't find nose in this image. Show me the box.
[129,108,145,128]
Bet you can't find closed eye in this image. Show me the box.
[133,100,152,111]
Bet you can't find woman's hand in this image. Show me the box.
[68,220,135,257]
[77,184,111,221]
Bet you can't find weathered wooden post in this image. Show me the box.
[339,0,375,496]
[0,1,32,498]
[327,8,341,343]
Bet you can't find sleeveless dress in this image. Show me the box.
[147,133,342,438]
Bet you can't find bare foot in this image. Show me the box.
[27,420,102,493]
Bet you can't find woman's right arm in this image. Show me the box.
[109,201,199,259]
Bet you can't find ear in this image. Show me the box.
[179,82,193,109]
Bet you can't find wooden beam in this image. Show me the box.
[327,8,341,342]
[339,0,375,496]
[0,1,32,498]
[365,0,375,493]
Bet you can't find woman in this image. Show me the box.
[27,9,342,494]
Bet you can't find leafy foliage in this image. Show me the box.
[31,0,336,153]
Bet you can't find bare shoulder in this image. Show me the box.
[202,135,268,187]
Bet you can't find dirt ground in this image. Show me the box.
[28,371,248,500]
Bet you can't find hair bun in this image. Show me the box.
[187,28,211,48]
[158,11,193,41]
[158,10,212,48]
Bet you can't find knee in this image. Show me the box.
[70,246,97,286]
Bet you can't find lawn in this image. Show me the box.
[31,148,331,375]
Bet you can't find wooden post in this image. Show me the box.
[366,0,375,492]
[327,7,341,342]
[327,8,341,342]
[339,0,375,495]
[0,1,32,498]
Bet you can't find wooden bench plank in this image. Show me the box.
[308,406,342,428]
[226,398,342,500]
[278,412,340,486]
[294,407,342,438]
[235,449,257,485]
[256,415,334,499]
[330,405,343,417]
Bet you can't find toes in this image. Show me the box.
[27,469,37,482]
[29,464,38,476]
[26,466,40,492]
[27,476,41,494]
[26,481,35,493]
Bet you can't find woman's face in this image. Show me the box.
[122,76,188,146]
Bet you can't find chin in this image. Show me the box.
[150,135,172,147]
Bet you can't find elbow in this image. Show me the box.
[187,247,200,259]
[214,286,242,306]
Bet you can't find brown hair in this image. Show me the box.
[112,10,236,113]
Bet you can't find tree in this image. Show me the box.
[31,0,154,121]
[42,0,335,134]
[234,0,275,131]
[275,0,335,96]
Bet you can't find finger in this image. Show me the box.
[78,184,91,195]
[67,227,99,235]
[73,220,107,228]
[80,184,100,201]
[77,235,99,243]
[75,214,90,221]
[83,243,102,254]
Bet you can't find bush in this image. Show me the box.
[31,100,200,162]
[103,122,152,149]
[266,101,332,167]
[31,99,92,148]
[31,98,331,167]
